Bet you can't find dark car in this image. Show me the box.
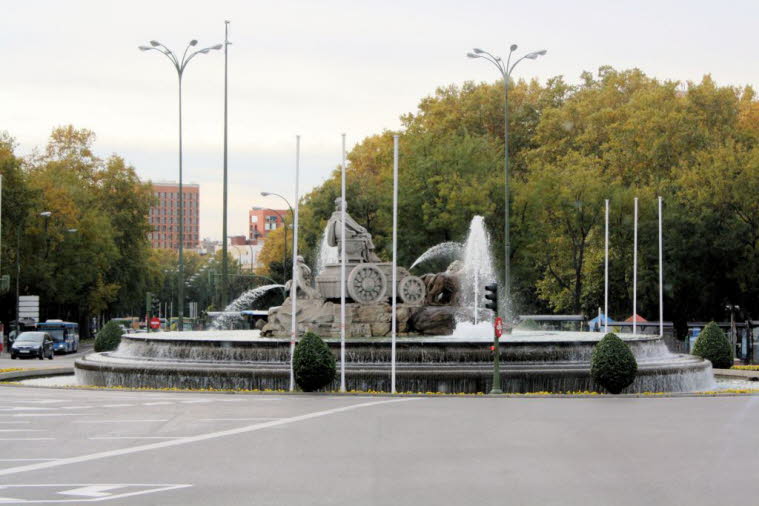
[10,332,54,360]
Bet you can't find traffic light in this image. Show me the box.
[151,296,160,317]
[484,283,498,312]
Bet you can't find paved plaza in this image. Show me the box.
[0,385,754,505]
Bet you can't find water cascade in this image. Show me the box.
[458,216,496,327]
[409,242,463,271]
[315,225,338,276]
[210,284,284,330]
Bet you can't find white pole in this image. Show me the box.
[0,175,3,277]
[340,133,347,392]
[633,197,638,336]
[658,196,663,337]
[604,199,609,334]
[391,135,399,394]
[289,135,300,392]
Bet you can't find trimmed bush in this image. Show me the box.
[94,321,125,352]
[692,321,733,369]
[293,332,336,392]
[591,333,638,394]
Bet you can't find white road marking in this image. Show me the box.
[0,422,30,425]
[0,398,418,477]
[13,414,79,418]
[73,420,169,424]
[101,404,133,408]
[0,429,45,433]
[178,400,212,404]
[0,483,191,503]
[59,406,93,410]
[0,438,54,441]
[142,402,171,406]
[0,459,60,462]
[89,437,185,440]
[0,408,54,412]
[200,418,281,421]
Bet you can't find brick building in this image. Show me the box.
[148,181,200,250]
[248,207,288,245]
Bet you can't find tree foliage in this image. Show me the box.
[273,67,759,326]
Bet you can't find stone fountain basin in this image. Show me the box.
[74,330,715,394]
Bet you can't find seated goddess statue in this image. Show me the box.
[326,197,380,263]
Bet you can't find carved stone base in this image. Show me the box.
[261,297,426,338]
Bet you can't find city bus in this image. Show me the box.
[36,320,80,354]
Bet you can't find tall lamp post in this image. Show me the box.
[467,45,546,321]
[139,38,222,331]
[260,192,294,283]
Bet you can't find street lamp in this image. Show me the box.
[467,44,546,323]
[260,192,295,284]
[139,38,222,331]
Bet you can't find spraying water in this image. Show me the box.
[210,284,285,330]
[315,225,338,276]
[457,216,496,327]
[409,242,463,271]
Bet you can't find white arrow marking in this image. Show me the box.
[58,485,123,498]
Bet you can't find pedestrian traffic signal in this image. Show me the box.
[151,296,160,317]
[484,283,498,312]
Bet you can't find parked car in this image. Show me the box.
[10,332,54,360]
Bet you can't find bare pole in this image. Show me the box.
[340,133,347,392]
[633,197,638,336]
[289,135,300,392]
[221,21,231,308]
[604,199,609,334]
[659,196,664,337]
[391,135,399,393]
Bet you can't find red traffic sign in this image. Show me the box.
[149,317,161,330]
[494,317,503,338]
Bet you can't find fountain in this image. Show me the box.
[75,206,716,393]
[210,284,284,330]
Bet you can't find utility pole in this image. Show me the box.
[221,20,231,308]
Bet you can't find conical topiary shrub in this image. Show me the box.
[293,332,336,392]
[94,321,125,352]
[692,321,733,369]
[590,333,638,394]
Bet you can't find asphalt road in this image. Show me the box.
[0,385,755,505]
[0,344,92,370]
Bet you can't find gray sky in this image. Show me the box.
[2,0,758,240]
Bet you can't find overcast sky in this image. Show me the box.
[2,0,758,240]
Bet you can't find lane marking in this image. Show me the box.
[0,459,60,462]
[200,418,281,421]
[13,414,79,418]
[0,483,190,503]
[59,406,93,410]
[73,420,169,424]
[0,430,45,433]
[0,398,418,477]
[101,404,134,408]
[142,402,172,406]
[0,438,54,441]
[178,400,212,404]
[89,437,184,440]
[0,422,30,425]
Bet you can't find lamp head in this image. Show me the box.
[210,44,223,50]
[510,44,518,52]
[138,45,151,51]
[189,39,198,46]
[466,52,479,59]
[150,40,160,47]
[472,48,485,54]
[40,211,52,218]
[67,228,77,233]
[260,192,271,197]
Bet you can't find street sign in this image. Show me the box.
[18,295,40,322]
[150,317,161,330]
[494,317,503,338]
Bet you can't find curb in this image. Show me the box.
[0,368,74,382]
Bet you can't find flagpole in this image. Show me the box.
[340,133,347,392]
[289,135,300,392]
[391,135,399,393]
[604,198,609,334]
[633,197,638,336]
[658,196,663,337]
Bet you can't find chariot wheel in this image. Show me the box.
[347,264,387,304]
[399,275,426,305]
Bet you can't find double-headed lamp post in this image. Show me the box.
[139,39,222,332]
[467,45,546,322]
[260,192,294,284]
